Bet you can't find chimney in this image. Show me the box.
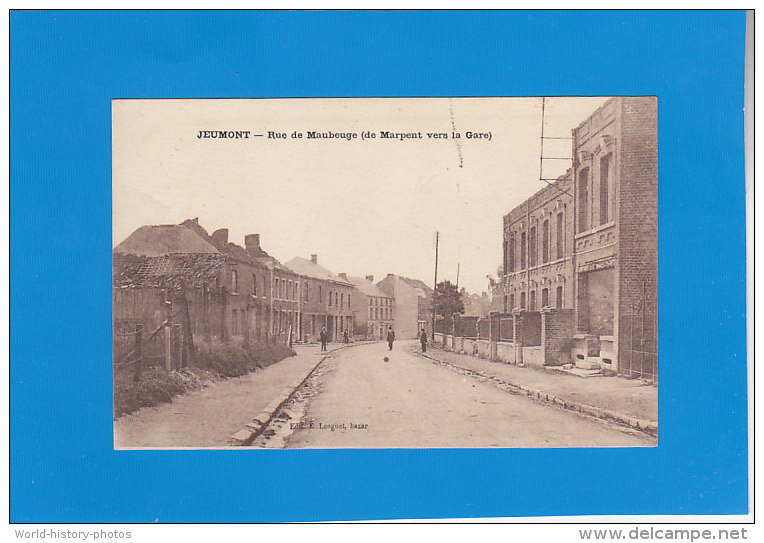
[211,228,229,246]
[365,275,374,282]
[310,254,318,264]
[244,234,261,255]
[338,273,348,281]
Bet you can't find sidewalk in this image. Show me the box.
[418,345,657,432]
[114,343,342,448]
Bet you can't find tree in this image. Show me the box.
[435,280,465,327]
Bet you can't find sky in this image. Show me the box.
[113,97,609,294]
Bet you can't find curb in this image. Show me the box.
[227,342,370,446]
[416,350,658,438]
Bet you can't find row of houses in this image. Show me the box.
[113,218,433,347]
[497,96,658,379]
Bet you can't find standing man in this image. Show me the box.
[420,329,428,353]
[320,327,327,352]
[343,329,349,344]
[386,328,395,351]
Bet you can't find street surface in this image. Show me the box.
[283,341,654,448]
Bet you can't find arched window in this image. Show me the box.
[231,269,238,294]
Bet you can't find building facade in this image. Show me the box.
[502,171,575,313]
[114,220,274,347]
[346,275,395,340]
[377,274,421,339]
[285,255,355,342]
[571,96,658,378]
[500,97,657,379]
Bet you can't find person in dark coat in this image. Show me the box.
[386,329,395,351]
[319,327,327,351]
[420,329,428,353]
[343,330,349,344]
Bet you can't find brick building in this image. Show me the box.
[571,96,657,378]
[500,97,657,379]
[114,220,273,346]
[180,219,301,344]
[346,275,395,340]
[502,171,575,313]
[285,255,355,342]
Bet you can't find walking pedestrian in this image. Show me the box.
[320,327,327,352]
[387,329,395,351]
[420,329,428,353]
[343,330,349,344]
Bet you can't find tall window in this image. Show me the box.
[252,274,257,296]
[520,292,526,309]
[578,167,589,233]
[556,212,564,259]
[304,282,309,302]
[340,293,344,308]
[520,231,527,269]
[328,291,332,307]
[509,294,515,310]
[600,153,612,225]
[508,233,515,272]
[542,219,550,264]
[556,286,563,308]
[503,236,509,276]
[529,226,537,267]
[231,270,238,294]
[529,290,536,311]
[541,288,549,308]
[318,285,323,302]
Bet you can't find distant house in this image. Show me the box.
[345,275,395,340]
[397,275,434,336]
[285,255,354,342]
[377,274,426,340]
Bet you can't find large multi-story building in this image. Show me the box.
[501,96,657,379]
[502,171,575,313]
[571,96,657,378]
[346,275,395,340]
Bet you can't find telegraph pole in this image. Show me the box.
[432,231,439,340]
[456,262,460,290]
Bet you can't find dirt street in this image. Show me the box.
[285,341,654,448]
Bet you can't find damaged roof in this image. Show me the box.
[113,252,227,289]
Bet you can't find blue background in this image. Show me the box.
[10,10,748,522]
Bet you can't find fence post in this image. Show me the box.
[164,296,173,372]
[173,323,183,370]
[133,324,144,383]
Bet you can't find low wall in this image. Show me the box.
[523,346,545,367]
[463,338,478,356]
[495,341,514,363]
[454,336,465,353]
[434,333,446,347]
[476,339,491,359]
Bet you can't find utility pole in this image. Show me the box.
[432,231,439,341]
[456,262,460,291]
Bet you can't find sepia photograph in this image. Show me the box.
[112,96,658,449]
